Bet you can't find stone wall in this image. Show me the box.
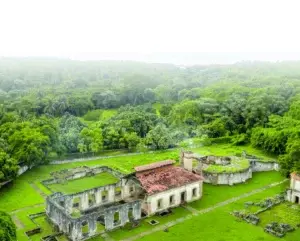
[250,160,279,172]
[202,168,252,185]
[46,177,142,241]
[42,166,125,188]
[143,181,203,215]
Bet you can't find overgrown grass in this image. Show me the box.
[258,202,300,228]
[203,157,250,173]
[192,143,277,161]
[190,171,286,210]
[139,183,300,241]
[48,172,119,194]
[109,207,190,240]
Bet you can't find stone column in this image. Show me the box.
[122,184,130,199]
[132,202,141,220]
[95,190,102,204]
[80,193,89,210]
[108,187,115,202]
[104,211,114,230]
[88,218,97,236]
[119,208,128,226]
[65,196,73,214]
[71,221,82,241]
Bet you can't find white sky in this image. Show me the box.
[0,0,300,63]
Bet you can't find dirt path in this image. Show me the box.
[11,214,24,229]
[9,203,45,215]
[121,179,288,241]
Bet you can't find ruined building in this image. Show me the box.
[46,160,203,240]
[287,172,300,204]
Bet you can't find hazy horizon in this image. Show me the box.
[1,0,300,65]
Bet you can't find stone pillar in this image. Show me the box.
[132,202,141,220]
[182,151,193,172]
[122,184,130,199]
[71,221,82,241]
[95,190,102,204]
[88,218,97,236]
[104,211,114,230]
[108,187,115,202]
[65,197,73,214]
[80,193,89,210]
[120,208,128,226]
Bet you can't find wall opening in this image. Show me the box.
[295,196,299,204]
[181,191,186,203]
[115,187,122,199]
[192,188,197,197]
[169,195,175,205]
[102,191,108,202]
[96,215,105,233]
[114,212,120,226]
[81,221,89,237]
[128,208,133,221]
[129,186,134,196]
[89,193,96,206]
[157,199,163,210]
[73,197,80,208]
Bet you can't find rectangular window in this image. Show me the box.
[169,195,175,205]
[157,199,163,209]
[192,188,197,197]
[102,190,108,202]
[130,186,134,193]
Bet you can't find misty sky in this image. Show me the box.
[1,0,300,64]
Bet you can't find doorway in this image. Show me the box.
[295,196,299,204]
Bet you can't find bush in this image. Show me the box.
[0,211,16,241]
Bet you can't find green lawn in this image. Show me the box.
[48,172,119,194]
[192,143,277,161]
[258,202,300,228]
[139,183,300,241]
[109,207,190,240]
[0,143,289,241]
[190,171,286,210]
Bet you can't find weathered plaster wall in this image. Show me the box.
[250,160,279,172]
[203,168,252,185]
[46,184,142,241]
[143,181,202,215]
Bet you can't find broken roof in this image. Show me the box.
[135,161,203,195]
[134,160,175,172]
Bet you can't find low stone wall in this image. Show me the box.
[250,160,279,172]
[203,168,252,185]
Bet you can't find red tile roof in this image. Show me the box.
[135,164,203,195]
[134,160,175,172]
[291,172,300,181]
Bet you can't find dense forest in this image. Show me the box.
[0,58,300,184]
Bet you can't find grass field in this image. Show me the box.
[48,172,119,193]
[0,143,290,241]
[138,183,300,241]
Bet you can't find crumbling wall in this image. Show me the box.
[203,168,252,185]
[46,184,142,241]
[250,160,279,172]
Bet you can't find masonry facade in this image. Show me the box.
[46,162,203,240]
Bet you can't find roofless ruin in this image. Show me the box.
[46,160,203,240]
